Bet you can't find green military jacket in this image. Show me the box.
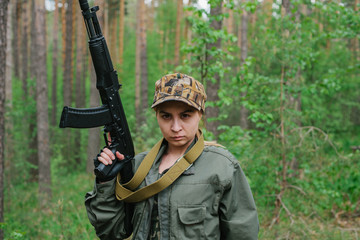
[85,144,259,240]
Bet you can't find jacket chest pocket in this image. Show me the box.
[177,205,206,239]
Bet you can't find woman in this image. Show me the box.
[85,73,259,239]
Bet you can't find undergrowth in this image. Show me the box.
[3,173,98,240]
[2,153,359,240]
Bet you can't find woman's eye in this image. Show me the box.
[181,114,190,119]
[162,114,170,119]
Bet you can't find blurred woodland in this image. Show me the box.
[0,0,359,239]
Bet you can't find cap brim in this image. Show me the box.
[151,96,202,111]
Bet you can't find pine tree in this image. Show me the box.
[34,0,52,207]
[51,0,59,126]
[0,0,10,238]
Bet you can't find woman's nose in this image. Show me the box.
[171,118,182,132]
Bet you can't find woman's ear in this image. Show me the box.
[198,110,203,119]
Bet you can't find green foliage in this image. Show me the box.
[178,0,360,237]
[3,0,360,238]
[178,2,236,83]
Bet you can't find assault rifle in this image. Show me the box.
[59,0,134,183]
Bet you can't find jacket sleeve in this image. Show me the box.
[219,161,259,240]
[85,178,128,240]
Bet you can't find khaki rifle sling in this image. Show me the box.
[115,133,204,203]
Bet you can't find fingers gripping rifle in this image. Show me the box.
[59,0,134,182]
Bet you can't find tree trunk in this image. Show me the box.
[223,5,233,84]
[62,0,74,162]
[118,0,125,68]
[206,1,223,138]
[5,0,15,194]
[61,0,66,64]
[74,3,86,164]
[5,0,13,189]
[75,8,86,109]
[239,3,249,129]
[228,7,234,35]
[0,1,10,238]
[5,0,12,108]
[109,1,118,63]
[51,0,59,126]
[103,0,109,41]
[20,0,29,85]
[140,0,148,124]
[174,0,182,67]
[34,0,52,207]
[13,0,21,79]
[135,0,143,129]
[223,4,233,37]
[183,0,192,62]
[80,30,87,109]
[15,0,27,97]
[63,0,73,107]
[71,0,76,103]
[29,0,38,182]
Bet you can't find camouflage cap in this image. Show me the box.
[151,73,207,112]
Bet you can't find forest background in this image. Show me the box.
[0,0,359,239]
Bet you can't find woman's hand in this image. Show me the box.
[98,148,125,165]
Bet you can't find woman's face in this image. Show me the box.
[156,101,202,151]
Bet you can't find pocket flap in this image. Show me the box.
[178,205,206,225]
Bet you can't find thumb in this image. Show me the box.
[116,152,125,160]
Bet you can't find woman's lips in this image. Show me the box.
[172,136,184,141]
